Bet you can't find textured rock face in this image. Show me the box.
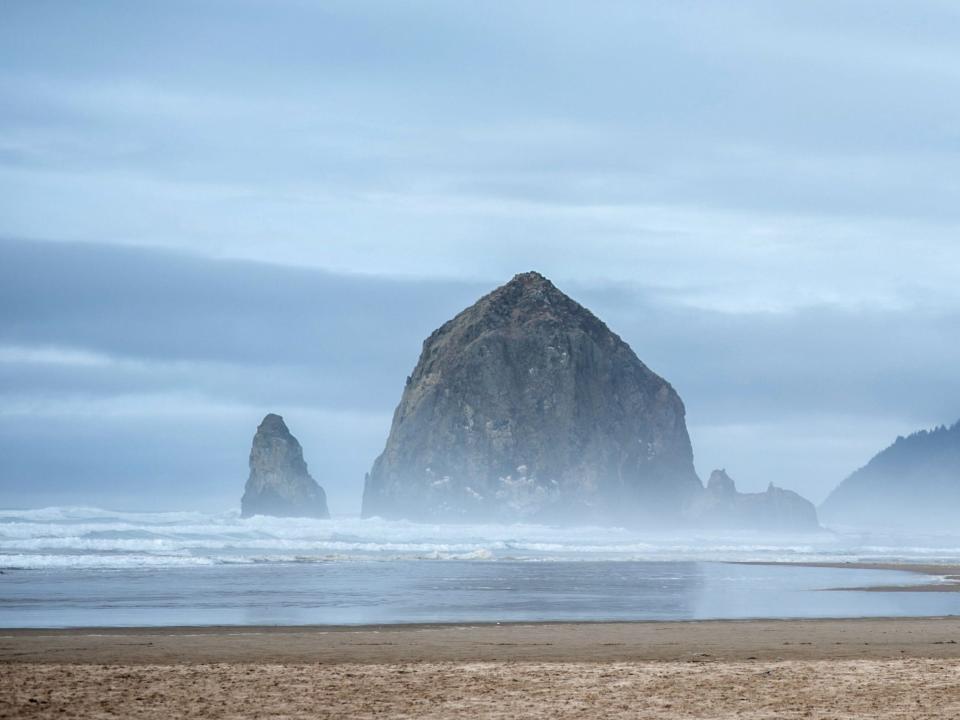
[241,414,329,519]
[362,271,703,525]
[820,421,960,530]
[685,469,820,532]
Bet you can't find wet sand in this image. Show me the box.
[735,560,960,591]
[3,618,960,719]
[3,617,960,664]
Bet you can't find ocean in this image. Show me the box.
[1,507,959,628]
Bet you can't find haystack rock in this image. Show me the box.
[362,271,703,525]
[240,414,329,519]
[685,469,820,532]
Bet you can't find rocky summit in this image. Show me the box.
[362,271,703,525]
[241,414,329,519]
[685,469,820,532]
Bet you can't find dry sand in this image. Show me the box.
[3,618,960,719]
[4,657,960,719]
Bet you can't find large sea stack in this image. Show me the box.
[241,414,329,519]
[820,420,960,530]
[362,271,703,525]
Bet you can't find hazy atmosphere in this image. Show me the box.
[3,0,960,513]
[5,7,960,718]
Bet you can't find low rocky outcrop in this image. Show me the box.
[685,469,820,532]
[362,271,703,525]
[819,420,960,530]
[240,413,329,519]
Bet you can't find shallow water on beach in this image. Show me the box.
[1,507,959,627]
[3,559,959,628]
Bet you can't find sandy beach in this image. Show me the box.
[3,617,960,718]
[3,563,960,718]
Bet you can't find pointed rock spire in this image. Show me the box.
[241,414,329,519]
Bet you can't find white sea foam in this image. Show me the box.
[2,506,960,570]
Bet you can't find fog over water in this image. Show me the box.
[5,507,960,570]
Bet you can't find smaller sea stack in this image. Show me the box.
[240,414,329,519]
[685,469,820,532]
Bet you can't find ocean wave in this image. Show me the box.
[3,506,960,569]
[0,553,217,570]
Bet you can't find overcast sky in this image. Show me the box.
[2,1,959,513]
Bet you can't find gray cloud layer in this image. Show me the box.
[3,2,960,312]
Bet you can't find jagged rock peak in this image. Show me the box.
[505,270,553,288]
[362,271,703,525]
[439,270,618,340]
[240,413,329,519]
[706,469,737,494]
[258,413,288,434]
[686,469,820,532]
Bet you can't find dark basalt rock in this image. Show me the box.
[685,469,821,532]
[362,271,703,525]
[241,414,329,519]
[820,420,960,530]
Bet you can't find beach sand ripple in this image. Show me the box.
[3,659,960,719]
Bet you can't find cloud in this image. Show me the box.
[2,1,960,316]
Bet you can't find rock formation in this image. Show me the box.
[685,469,820,532]
[362,271,703,525]
[241,414,329,519]
[819,420,960,530]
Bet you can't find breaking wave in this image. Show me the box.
[2,506,960,570]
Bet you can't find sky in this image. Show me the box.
[1,0,959,513]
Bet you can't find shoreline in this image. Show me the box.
[5,605,960,716]
[731,560,960,592]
